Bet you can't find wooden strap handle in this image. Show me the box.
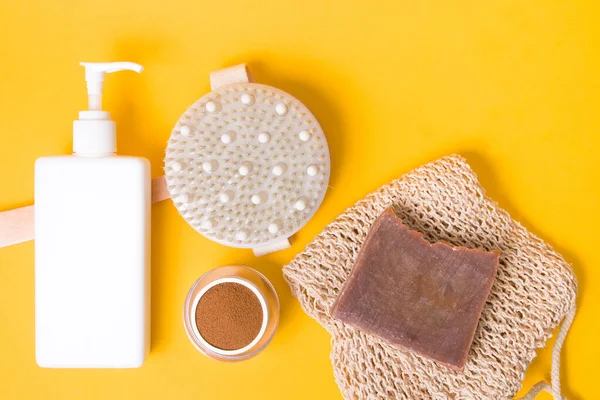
[150,175,170,203]
[0,175,170,248]
[0,205,34,248]
[209,63,253,90]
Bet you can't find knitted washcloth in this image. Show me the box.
[283,154,577,399]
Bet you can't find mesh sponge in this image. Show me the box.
[165,82,330,253]
[283,155,577,399]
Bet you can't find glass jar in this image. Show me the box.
[183,265,279,361]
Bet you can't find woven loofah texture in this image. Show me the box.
[283,154,577,399]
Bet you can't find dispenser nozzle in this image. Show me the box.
[80,62,144,111]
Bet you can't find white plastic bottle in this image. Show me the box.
[35,62,150,368]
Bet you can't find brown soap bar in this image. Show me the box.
[331,208,499,371]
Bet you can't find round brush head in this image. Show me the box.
[165,83,330,251]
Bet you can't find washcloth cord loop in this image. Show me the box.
[518,304,576,400]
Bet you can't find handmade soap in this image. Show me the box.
[331,208,499,371]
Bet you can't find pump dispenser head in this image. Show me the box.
[73,62,143,156]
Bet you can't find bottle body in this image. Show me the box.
[34,155,150,368]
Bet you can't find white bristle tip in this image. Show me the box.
[275,103,288,116]
[251,194,262,205]
[272,163,286,176]
[258,132,271,144]
[236,231,248,241]
[299,130,311,141]
[268,223,280,234]
[221,131,235,144]
[203,160,218,172]
[180,125,191,136]
[241,93,254,105]
[295,198,307,211]
[239,162,252,176]
[307,164,318,176]
[171,161,182,172]
[205,101,219,113]
[201,219,215,230]
[177,193,190,204]
[219,191,233,203]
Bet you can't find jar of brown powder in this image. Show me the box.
[183,265,279,361]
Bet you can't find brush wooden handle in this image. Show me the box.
[0,205,35,248]
[150,175,170,203]
[0,175,170,248]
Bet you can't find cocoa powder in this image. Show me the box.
[195,282,264,351]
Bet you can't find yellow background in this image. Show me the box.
[0,1,598,399]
